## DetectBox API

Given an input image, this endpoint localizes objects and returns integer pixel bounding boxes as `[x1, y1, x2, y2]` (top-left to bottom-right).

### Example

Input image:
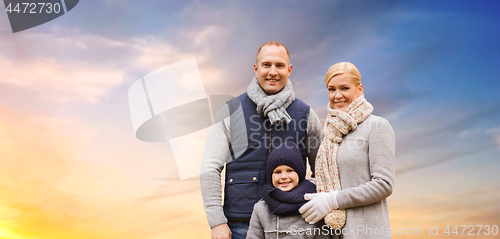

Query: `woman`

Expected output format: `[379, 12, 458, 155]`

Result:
[299, 62, 395, 239]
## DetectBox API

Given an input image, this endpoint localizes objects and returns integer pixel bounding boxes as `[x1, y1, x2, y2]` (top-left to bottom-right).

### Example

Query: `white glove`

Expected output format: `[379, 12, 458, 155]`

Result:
[299, 191, 339, 224]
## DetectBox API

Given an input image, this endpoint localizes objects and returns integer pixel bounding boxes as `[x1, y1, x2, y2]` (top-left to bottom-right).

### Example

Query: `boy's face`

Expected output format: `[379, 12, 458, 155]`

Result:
[272, 165, 299, 192]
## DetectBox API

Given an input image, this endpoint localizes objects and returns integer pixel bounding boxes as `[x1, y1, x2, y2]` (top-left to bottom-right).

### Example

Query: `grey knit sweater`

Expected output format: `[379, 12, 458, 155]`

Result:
[247, 199, 333, 239]
[334, 114, 395, 239]
[200, 104, 322, 228]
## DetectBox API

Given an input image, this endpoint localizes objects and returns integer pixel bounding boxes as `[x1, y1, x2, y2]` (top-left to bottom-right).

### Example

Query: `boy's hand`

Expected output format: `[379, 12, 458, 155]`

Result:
[299, 191, 339, 224]
[211, 223, 231, 239]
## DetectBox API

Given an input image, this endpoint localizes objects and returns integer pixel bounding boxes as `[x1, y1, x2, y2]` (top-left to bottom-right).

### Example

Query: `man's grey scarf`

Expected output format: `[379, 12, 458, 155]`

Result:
[247, 76, 295, 125]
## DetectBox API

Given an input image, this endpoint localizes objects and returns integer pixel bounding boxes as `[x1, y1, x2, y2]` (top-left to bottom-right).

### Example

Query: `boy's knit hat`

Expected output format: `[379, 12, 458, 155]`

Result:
[267, 141, 306, 183]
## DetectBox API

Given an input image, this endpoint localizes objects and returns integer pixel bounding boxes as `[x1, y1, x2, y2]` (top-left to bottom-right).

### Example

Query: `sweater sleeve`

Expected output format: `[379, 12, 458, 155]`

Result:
[246, 202, 266, 239]
[200, 104, 231, 228]
[306, 108, 322, 178]
[337, 117, 396, 209]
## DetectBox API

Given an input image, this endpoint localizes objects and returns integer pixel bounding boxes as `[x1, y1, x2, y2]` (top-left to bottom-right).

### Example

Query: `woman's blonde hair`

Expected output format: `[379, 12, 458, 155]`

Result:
[325, 62, 361, 87]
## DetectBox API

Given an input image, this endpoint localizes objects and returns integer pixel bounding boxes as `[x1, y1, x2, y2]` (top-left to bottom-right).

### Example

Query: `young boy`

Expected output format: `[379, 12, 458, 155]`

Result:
[246, 141, 331, 239]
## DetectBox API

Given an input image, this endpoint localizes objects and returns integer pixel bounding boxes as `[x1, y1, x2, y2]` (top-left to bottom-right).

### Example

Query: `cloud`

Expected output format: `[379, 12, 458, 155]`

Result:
[0, 55, 123, 103]
[0, 106, 88, 238]
[487, 126, 500, 148]
[0, 28, 129, 103]
[0, 25, 229, 103]
[183, 25, 229, 48]
[390, 103, 500, 174]
[131, 36, 190, 71]
[389, 187, 500, 236]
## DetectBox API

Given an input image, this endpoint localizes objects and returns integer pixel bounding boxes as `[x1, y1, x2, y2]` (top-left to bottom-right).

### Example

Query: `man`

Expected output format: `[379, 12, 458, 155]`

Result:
[200, 41, 322, 239]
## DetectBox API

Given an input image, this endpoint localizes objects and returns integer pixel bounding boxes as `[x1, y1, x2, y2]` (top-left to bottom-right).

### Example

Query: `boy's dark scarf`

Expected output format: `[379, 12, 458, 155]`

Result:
[262, 180, 316, 216]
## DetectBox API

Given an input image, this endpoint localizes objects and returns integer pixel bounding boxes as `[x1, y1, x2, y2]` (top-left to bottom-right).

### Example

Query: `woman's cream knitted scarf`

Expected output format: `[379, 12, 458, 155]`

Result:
[315, 95, 373, 228]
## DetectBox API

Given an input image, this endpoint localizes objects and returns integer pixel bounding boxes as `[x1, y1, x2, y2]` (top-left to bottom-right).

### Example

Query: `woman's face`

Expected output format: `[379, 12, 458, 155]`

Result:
[327, 74, 363, 111]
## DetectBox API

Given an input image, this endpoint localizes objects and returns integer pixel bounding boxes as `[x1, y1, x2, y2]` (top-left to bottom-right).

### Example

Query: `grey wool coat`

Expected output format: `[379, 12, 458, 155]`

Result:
[332, 115, 396, 239]
[247, 199, 334, 239]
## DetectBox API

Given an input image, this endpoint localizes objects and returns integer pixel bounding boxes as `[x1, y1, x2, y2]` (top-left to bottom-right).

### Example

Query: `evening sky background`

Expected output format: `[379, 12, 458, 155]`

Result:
[0, 0, 499, 238]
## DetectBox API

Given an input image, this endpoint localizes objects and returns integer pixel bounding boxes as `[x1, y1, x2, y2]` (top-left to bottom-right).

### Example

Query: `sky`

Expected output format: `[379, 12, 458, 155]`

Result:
[0, 0, 499, 238]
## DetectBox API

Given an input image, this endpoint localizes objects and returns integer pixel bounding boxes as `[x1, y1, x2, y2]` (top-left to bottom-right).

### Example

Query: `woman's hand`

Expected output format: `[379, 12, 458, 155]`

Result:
[299, 191, 339, 224]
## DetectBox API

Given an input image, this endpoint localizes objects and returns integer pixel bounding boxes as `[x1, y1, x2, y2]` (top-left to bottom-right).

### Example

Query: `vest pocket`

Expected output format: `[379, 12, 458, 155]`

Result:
[225, 171, 260, 214]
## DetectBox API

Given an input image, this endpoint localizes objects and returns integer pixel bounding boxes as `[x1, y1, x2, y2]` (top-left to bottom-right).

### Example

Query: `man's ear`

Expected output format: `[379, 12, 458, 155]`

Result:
[288, 64, 293, 77]
[254, 64, 258, 75]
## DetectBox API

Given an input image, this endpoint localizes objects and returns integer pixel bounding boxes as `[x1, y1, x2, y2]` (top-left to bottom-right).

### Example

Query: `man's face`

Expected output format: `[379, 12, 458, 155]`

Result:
[254, 45, 292, 95]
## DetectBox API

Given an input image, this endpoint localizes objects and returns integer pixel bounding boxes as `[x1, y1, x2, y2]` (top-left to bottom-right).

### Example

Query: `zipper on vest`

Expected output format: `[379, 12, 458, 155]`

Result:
[269, 127, 272, 155]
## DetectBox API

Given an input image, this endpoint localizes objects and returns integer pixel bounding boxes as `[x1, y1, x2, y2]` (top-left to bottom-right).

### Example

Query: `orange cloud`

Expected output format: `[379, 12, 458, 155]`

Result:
[0, 106, 85, 238]
[389, 188, 500, 238]
[0, 105, 211, 238]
